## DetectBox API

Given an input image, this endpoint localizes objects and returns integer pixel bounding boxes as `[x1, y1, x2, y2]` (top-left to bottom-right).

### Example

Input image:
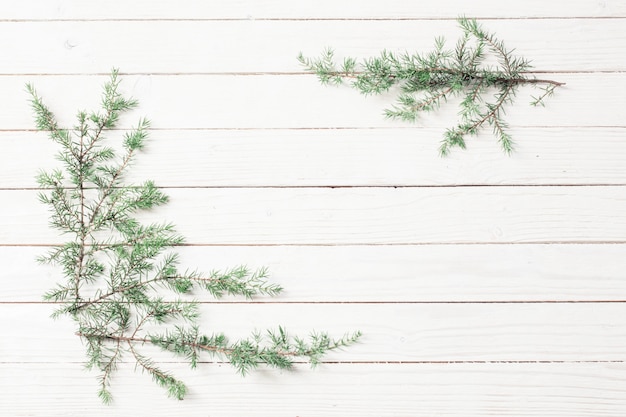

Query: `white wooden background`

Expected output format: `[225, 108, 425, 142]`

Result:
[1, 1, 626, 416]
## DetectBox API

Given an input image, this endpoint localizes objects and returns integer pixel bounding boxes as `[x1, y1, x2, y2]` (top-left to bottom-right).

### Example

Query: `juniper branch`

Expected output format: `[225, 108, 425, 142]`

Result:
[78, 327, 363, 376]
[29, 69, 360, 403]
[298, 17, 564, 155]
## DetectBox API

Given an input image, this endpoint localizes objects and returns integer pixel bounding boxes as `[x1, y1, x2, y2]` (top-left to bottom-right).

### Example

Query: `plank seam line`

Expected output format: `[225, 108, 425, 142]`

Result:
[4, 241, 626, 247]
[2, 17, 626, 22]
[3, 360, 624, 365]
[3, 126, 625, 132]
[4, 300, 626, 305]
[196, 360, 626, 364]
[0, 70, 624, 76]
[4, 184, 626, 192]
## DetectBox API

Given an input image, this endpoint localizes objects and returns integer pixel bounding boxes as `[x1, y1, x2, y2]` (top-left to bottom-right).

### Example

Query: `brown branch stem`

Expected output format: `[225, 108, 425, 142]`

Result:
[87, 148, 134, 232]
[410, 86, 454, 112]
[468, 84, 515, 132]
[328, 68, 564, 87]
[73, 274, 224, 311]
[76, 332, 307, 359]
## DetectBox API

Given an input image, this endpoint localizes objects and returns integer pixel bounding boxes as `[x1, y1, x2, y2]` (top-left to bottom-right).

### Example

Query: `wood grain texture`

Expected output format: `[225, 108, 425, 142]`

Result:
[1, 0, 624, 19]
[2, 187, 626, 245]
[3, 303, 626, 363]
[1, 363, 625, 417]
[4, 244, 626, 302]
[5, 74, 625, 130]
[0, 19, 623, 73]
[3, 128, 626, 188]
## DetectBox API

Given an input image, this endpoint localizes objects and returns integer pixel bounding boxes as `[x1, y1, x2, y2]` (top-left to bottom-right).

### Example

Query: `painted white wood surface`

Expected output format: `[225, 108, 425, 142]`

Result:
[0, 20, 624, 73]
[1, 74, 624, 129]
[4, 187, 626, 244]
[1, 1, 625, 416]
[4, 303, 626, 362]
[3, 128, 626, 187]
[5, 244, 626, 302]
[1, 0, 624, 19]
[3, 363, 626, 417]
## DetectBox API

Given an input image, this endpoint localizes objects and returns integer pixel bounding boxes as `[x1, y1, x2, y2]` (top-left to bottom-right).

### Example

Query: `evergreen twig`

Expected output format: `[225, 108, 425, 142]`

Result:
[298, 17, 564, 155]
[28, 69, 361, 403]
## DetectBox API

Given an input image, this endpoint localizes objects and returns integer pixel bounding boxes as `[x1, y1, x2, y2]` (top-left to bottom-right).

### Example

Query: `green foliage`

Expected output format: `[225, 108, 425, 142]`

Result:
[298, 17, 564, 156]
[28, 69, 360, 403]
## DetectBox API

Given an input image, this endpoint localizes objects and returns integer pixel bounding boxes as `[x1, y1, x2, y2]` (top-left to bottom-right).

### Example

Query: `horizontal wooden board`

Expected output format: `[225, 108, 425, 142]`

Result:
[3, 128, 626, 188]
[4, 244, 626, 302]
[0, 19, 623, 73]
[1, 0, 624, 20]
[8, 74, 624, 130]
[2, 186, 626, 245]
[3, 303, 626, 362]
[2, 363, 626, 416]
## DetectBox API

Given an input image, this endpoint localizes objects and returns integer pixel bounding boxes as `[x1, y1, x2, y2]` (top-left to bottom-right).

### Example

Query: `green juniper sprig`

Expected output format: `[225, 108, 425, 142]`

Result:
[28, 69, 361, 403]
[298, 17, 564, 156]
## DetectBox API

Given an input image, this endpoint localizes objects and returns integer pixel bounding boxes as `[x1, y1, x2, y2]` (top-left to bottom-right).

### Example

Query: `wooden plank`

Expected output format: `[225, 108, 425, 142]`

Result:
[2, 363, 626, 416]
[1, 186, 626, 245]
[4, 244, 626, 302]
[3, 303, 626, 363]
[1, 0, 624, 20]
[0, 19, 623, 73]
[3, 128, 626, 188]
[8, 74, 624, 130]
